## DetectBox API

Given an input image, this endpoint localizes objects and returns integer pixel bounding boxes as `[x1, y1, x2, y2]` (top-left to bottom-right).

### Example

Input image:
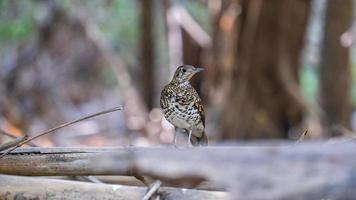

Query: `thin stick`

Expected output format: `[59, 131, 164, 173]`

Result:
[0, 129, 38, 147]
[0, 121, 110, 184]
[296, 129, 308, 143]
[74, 176, 104, 184]
[0, 135, 105, 183]
[142, 180, 162, 200]
[0, 129, 18, 139]
[0, 106, 123, 159]
[0, 136, 28, 151]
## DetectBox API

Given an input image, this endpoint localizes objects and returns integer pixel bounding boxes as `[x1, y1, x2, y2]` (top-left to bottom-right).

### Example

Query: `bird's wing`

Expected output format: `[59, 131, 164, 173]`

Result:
[194, 99, 205, 126]
[176, 86, 205, 126]
[160, 86, 170, 109]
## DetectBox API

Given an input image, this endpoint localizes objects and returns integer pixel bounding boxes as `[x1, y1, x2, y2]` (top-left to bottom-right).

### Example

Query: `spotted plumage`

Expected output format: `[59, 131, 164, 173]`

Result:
[160, 65, 208, 146]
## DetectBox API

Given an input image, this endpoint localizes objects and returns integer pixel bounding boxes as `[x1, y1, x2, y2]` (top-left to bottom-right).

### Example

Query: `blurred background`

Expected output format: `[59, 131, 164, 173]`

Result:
[0, 0, 355, 147]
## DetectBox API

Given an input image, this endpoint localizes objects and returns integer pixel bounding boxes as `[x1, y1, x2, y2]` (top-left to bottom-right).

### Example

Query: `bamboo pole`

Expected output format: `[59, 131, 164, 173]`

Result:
[1, 142, 356, 199]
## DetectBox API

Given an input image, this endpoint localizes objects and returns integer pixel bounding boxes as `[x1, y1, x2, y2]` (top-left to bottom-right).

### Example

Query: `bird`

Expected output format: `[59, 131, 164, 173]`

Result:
[160, 65, 208, 146]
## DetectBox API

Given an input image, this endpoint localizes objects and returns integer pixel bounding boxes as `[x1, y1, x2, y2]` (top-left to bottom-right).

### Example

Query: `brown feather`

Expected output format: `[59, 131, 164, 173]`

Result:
[160, 65, 208, 146]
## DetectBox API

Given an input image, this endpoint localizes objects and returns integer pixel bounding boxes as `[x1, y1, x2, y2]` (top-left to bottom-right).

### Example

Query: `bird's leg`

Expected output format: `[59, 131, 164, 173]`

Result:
[172, 128, 178, 148]
[173, 131, 178, 146]
[188, 130, 193, 147]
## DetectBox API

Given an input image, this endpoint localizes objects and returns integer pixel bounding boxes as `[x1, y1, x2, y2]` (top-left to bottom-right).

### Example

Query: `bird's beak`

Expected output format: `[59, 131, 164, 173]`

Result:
[194, 68, 205, 73]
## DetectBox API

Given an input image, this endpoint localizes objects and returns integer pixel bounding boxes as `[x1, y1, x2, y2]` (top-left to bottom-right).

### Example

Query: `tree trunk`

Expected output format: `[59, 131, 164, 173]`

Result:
[212, 0, 310, 139]
[319, 0, 352, 137]
[205, 0, 241, 138]
[139, 0, 156, 109]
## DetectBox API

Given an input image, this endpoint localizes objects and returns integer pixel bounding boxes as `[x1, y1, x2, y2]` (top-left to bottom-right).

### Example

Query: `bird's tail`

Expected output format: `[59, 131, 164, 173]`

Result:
[190, 131, 208, 146]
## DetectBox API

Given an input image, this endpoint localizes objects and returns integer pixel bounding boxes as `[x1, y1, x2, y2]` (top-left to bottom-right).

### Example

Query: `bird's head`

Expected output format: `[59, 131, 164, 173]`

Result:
[172, 65, 204, 83]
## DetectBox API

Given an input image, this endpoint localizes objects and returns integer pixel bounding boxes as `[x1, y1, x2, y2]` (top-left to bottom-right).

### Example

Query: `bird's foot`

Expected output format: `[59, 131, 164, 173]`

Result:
[172, 142, 181, 149]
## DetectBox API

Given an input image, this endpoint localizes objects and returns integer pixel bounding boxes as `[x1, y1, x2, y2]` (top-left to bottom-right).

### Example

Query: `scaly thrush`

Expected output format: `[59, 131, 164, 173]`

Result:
[160, 65, 208, 146]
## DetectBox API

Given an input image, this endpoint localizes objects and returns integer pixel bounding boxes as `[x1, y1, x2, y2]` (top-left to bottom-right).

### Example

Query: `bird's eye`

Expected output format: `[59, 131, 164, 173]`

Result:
[182, 68, 187, 73]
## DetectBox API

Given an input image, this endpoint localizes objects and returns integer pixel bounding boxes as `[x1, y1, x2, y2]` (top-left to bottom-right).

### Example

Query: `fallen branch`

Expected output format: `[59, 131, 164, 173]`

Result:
[0, 175, 227, 200]
[0, 106, 123, 159]
[0, 129, 103, 184]
[1, 142, 356, 199]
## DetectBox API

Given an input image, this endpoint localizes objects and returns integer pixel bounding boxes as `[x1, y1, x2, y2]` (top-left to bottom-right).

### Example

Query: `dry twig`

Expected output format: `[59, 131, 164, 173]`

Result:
[0, 136, 28, 151]
[296, 129, 308, 143]
[0, 106, 123, 159]
[0, 128, 37, 147]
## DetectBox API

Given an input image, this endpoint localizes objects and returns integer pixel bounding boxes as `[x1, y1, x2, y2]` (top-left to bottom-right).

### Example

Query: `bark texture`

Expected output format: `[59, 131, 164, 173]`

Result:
[319, 0, 352, 137]
[1, 142, 356, 199]
[139, 0, 156, 109]
[208, 0, 310, 139]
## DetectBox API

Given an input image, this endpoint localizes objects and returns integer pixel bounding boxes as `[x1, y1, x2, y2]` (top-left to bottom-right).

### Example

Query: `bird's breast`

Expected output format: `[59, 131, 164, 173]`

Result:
[163, 102, 201, 129]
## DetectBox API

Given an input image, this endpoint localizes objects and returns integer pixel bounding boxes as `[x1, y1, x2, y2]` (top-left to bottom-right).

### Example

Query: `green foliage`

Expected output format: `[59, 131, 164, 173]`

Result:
[100, 67, 119, 87]
[100, 0, 138, 50]
[182, 0, 211, 33]
[300, 66, 319, 103]
[65, 0, 138, 63]
[0, 0, 36, 41]
[300, 62, 356, 107]
[352, 62, 356, 106]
